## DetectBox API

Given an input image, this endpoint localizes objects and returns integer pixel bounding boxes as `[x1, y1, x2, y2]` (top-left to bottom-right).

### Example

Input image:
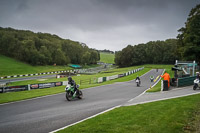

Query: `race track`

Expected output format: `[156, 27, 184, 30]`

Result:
[0, 69, 164, 133]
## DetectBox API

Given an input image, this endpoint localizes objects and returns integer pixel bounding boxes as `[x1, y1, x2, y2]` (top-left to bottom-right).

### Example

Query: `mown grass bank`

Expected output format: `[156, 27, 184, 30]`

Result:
[100, 52, 115, 64]
[0, 55, 72, 77]
[57, 93, 200, 133]
[0, 55, 99, 77]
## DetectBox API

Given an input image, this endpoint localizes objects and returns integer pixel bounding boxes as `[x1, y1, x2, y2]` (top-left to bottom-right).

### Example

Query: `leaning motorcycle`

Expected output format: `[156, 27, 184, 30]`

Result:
[193, 78, 200, 90]
[65, 84, 83, 101]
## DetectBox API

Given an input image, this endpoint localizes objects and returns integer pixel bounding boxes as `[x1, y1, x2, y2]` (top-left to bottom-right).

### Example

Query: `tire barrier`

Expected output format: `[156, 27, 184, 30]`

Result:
[0, 66, 111, 79]
[97, 67, 144, 83]
[0, 70, 69, 79]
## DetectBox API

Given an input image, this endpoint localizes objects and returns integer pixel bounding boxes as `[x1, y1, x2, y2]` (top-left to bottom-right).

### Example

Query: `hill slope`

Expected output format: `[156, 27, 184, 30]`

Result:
[0, 55, 70, 77]
[100, 52, 115, 64]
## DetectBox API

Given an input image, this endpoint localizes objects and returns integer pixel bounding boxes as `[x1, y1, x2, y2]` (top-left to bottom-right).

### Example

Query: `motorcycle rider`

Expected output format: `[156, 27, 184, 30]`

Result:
[68, 76, 79, 95]
[136, 75, 141, 85]
[197, 72, 200, 80]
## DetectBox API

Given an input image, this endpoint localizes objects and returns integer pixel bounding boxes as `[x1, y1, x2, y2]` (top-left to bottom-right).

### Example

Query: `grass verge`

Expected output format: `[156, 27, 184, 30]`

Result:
[147, 80, 162, 92]
[0, 67, 149, 104]
[0, 64, 172, 104]
[57, 93, 200, 133]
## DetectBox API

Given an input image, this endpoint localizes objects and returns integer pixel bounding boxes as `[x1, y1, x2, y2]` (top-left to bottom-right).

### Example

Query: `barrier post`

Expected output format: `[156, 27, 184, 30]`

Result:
[28, 84, 31, 91]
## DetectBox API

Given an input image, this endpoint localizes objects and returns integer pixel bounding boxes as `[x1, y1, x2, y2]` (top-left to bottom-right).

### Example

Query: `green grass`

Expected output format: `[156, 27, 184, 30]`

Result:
[0, 66, 149, 104]
[0, 55, 101, 77]
[0, 86, 65, 104]
[147, 80, 162, 92]
[57, 93, 200, 133]
[8, 66, 145, 86]
[0, 64, 173, 104]
[100, 52, 115, 64]
[0, 54, 72, 77]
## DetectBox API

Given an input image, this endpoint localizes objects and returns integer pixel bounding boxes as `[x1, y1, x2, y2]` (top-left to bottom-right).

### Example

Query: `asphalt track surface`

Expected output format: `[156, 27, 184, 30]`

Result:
[0, 69, 164, 133]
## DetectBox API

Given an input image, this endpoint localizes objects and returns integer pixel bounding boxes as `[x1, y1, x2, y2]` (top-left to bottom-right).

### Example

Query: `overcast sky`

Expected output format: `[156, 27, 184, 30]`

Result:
[0, 0, 199, 51]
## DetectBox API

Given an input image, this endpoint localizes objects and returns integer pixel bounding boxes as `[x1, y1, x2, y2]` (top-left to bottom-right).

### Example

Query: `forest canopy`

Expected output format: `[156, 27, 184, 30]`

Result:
[0, 27, 100, 65]
[115, 39, 178, 67]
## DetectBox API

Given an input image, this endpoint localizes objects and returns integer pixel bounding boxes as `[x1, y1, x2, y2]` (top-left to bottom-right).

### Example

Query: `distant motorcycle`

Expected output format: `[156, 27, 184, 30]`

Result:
[193, 79, 200, 90]
[65, 84, 83, 101]
[136, 79, 140, 87]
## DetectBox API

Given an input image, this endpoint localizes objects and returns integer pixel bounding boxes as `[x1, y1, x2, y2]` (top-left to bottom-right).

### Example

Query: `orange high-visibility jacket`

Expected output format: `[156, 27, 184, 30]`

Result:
[160, 73, 170, 87]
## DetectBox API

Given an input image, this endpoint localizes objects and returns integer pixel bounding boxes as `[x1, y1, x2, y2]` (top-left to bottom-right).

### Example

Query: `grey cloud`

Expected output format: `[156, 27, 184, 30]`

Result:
[0, 0, 199, 51]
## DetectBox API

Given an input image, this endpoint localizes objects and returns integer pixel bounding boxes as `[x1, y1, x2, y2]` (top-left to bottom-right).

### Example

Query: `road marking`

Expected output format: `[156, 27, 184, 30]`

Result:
[126, 91, 200, 106]
[49, 105, 121, 133]
[128, 69, 165, 102]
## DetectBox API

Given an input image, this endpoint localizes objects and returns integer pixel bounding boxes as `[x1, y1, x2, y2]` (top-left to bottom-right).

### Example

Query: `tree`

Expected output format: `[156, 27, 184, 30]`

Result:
[0, 27, 99, 66]
[177, 4, 200, 64]
[53, 49, 69, 65]
[90, 50, 99, 64]
[81, 51, 91, 65]
[114, 39, 178, 67]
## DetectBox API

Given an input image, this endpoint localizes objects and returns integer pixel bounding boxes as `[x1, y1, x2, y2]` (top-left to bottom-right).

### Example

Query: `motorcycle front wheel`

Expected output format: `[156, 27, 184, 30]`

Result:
[66, 91, 73, 101]
[78, 90, 83, 99]
[193, 84, 198, 90]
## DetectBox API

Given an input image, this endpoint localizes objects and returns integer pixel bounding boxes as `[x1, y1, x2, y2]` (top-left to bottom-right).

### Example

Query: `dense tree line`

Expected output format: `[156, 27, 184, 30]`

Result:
[0, 27, 100, 65]
[98, 49, 114, 54]
[177, 4, 200, 65]
[115, 39, 178, 67]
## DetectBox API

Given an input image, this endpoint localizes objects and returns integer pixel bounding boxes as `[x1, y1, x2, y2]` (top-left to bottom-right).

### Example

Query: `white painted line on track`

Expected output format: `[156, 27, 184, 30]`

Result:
[49, 105, 121, 133]
[128, 69, 165, 102]
[126, 91, 200, 106]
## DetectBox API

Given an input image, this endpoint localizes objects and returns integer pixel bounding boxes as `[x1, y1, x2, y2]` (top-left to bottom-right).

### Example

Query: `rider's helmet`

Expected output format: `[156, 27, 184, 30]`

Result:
[68, 76, 72, 82]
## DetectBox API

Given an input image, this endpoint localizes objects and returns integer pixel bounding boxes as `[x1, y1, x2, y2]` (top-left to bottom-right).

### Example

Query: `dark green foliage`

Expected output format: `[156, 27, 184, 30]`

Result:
[177, 4, 200, 65]
[115, 39, 178, 67]
[0, 27, 100, 65]
[98, 49, 114, 54]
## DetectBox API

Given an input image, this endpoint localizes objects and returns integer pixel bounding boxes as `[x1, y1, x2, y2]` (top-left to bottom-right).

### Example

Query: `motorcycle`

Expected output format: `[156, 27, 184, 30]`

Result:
[136, 79, 140, 87]
[193, 78, 200, 90]
[65, 84, 83, 101]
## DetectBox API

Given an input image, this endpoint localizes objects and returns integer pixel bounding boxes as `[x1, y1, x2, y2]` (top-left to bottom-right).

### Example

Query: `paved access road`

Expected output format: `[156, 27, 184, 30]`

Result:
[0, 69, 163, 133]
